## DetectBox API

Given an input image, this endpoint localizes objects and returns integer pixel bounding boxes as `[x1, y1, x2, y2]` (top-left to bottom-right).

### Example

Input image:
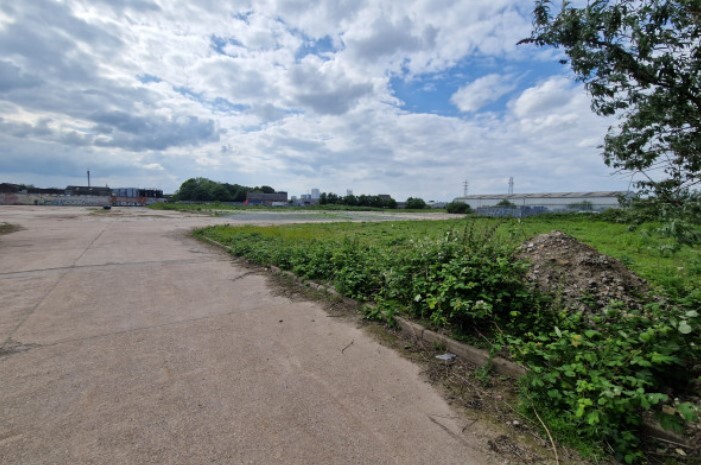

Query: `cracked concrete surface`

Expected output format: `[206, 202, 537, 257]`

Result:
[0, 206, 496, 465]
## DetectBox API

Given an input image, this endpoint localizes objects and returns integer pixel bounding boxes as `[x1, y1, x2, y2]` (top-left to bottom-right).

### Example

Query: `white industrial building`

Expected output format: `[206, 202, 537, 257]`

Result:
[453, 191, 628, 213]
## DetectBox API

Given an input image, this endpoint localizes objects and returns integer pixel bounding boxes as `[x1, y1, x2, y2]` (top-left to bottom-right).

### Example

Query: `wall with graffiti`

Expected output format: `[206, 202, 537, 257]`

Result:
[0, 193, 111, 206]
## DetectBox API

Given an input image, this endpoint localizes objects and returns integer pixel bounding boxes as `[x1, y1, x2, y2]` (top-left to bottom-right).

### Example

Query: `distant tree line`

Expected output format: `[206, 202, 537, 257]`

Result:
[174, 177, 276, 202]
[319, 192, 397, 209]
[405, 197, 427, 209]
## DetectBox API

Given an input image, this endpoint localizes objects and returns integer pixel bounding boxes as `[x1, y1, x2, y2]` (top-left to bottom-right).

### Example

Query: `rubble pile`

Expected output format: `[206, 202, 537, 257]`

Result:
[518, 231, 649, 313]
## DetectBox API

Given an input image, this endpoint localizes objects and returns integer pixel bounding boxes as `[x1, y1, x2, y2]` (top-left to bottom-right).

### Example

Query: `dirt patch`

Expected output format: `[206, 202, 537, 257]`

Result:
[518, 231, 650, 314]
[0, 222, 21, 235]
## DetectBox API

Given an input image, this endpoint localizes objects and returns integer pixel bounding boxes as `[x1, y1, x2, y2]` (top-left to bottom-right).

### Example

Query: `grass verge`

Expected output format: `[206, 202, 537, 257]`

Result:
[149, 201, 446, 214]
[196, 215, 700, 463]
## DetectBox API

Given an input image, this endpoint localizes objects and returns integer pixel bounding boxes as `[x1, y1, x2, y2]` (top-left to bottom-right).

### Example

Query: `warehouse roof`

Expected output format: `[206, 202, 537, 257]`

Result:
[456, 191, 628, 200]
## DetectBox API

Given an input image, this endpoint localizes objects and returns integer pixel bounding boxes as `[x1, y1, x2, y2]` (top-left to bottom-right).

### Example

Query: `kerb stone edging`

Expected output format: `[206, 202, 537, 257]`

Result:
[395, 317, 527, 379]
[201, 236, 525, 379]
[200, 234, 694, 448]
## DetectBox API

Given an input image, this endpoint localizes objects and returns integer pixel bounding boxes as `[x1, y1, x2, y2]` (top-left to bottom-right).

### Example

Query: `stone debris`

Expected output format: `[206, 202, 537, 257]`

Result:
[518, 231, 650, 314]
[435, 353, 457, 362]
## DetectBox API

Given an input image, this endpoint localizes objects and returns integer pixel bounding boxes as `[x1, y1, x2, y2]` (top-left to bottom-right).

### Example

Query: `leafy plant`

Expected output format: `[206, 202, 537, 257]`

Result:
[197, 216, 701, 463]
[509, 303, 700, 463]
[446, 201, 471, 214]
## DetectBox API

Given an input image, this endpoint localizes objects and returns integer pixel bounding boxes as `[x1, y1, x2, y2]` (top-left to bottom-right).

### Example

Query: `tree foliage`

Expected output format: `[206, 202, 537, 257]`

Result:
[521, 0, 701, 199]
[405, 197, 428, 209]
[174, 177, 276, 202]
[496, 198, 517, 208]
[318, 191, 397, 208]
[446, 201, 472, 214]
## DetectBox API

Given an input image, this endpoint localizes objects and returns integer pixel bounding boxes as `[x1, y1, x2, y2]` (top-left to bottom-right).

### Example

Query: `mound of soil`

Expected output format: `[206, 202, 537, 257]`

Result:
[518, 231, 650, 313]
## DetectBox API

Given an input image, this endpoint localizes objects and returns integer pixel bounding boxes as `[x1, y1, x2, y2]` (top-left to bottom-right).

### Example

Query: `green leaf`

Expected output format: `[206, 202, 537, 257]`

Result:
[586, 410, 600, 425]
[678, 321, 692, 335]
[658, 412, 685, 433]
[677, 402, 698, 422]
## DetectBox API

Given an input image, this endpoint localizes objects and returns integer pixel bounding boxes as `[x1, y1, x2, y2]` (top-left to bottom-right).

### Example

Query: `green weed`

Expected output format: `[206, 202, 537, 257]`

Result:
[0, 222, 18, 235]
[196, 215, 701, 462]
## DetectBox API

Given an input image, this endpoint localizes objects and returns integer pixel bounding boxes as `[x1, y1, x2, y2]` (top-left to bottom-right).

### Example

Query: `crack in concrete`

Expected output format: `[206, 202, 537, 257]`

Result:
[2, 226, 108, 348]
[0, 258, 230, 279]
[0, 339, 41, 358]
[230, 271, 259, 282]
[14, 304, 280, 352]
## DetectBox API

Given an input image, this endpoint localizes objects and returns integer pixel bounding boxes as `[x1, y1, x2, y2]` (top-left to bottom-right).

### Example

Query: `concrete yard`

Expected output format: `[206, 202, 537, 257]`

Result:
[0, 206, 497, 465]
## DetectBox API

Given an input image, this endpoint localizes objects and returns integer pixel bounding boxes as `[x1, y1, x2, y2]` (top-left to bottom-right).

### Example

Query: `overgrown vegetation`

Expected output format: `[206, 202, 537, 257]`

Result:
[197, 216, 700, 463]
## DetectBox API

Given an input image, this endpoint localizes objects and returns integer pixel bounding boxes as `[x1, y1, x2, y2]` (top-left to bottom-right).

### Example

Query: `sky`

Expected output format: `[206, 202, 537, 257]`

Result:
[0, 0, 632, 200]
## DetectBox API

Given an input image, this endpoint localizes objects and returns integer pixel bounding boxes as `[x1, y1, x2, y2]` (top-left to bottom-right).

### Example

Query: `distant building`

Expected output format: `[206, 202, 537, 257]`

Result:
[0, 183, 62, 195]
[453, 191, 628, 216]
[0, 183, 19, 193]
[1, 184, 111, 206]
[246, 191, 288, 206]
[296, 194, 313, 206]
[66, 185, 113, 197]
[112, 187, 165, 206]
[346, 189, 353, 196]
[113, 188, 163, 198]
[311, 188, 320, 200]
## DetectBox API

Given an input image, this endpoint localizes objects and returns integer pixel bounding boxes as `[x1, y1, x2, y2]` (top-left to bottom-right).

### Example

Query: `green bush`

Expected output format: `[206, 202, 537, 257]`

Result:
[509, 303, 700, 463]
[445, 201, 471, 214]
[405, 197, 428, 209]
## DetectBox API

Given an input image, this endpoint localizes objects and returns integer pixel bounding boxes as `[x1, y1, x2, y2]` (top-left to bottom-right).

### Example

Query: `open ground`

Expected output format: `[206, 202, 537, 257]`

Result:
[0, 206, 512, 465]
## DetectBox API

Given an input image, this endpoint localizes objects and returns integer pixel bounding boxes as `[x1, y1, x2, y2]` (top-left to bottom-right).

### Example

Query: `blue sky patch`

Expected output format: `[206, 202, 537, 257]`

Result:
[174, 86, 247, 114]
[391, 57, 568, 116]
[210, 35, 244, 55]
[210, 97, 248, 113]
[136, 74, 161, 84]
[295, 35, 336, 61]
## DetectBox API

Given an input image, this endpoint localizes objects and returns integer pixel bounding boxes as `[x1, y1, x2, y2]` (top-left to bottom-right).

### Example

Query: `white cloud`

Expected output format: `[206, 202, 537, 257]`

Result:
[451, 73, 516, 113]
[511, 76, 584, 117]
[0, 0, 626, 199]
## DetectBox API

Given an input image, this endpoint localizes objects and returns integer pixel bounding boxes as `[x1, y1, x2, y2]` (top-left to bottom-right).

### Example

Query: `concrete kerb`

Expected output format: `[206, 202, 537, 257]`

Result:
[199, 236, 341, 299]
[202, 234, 526, 379]
[200, 233, 693, 448]
[409, 321, 527, 379]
